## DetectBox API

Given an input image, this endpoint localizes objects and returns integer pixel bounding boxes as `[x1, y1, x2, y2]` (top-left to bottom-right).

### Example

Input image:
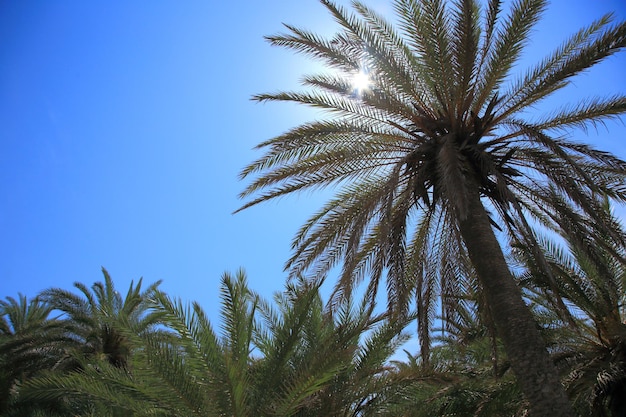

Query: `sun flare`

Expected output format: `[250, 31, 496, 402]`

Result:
[351, 70, 371, 93]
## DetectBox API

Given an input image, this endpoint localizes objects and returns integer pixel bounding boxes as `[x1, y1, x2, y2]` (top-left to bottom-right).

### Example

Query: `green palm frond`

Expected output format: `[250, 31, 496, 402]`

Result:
[379, 329, 523, 417]
[0, 294, 76, 416]
[39, 268, 163, 372]
[19, 271, 411, 417]
[514, 198, 626, 416]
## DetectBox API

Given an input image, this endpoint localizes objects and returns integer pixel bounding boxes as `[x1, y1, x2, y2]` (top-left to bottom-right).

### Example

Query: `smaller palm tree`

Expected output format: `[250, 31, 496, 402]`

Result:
[516, 199, 626, 416]
[253, 277, 414, 416]
[0, 294, 73, 416]
[40, 267, 162, 371]
[378, 300, 524, 417]
[23, 270, 413, 417]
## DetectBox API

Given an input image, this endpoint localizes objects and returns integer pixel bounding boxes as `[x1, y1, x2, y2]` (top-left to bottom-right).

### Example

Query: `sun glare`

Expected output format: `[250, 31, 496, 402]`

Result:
[351, 70, 371, 93]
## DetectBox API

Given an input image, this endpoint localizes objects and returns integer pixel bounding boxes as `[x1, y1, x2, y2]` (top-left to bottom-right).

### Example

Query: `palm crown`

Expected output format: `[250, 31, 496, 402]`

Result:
[240, 0, 626, 307]
[41, 268, 162, 370]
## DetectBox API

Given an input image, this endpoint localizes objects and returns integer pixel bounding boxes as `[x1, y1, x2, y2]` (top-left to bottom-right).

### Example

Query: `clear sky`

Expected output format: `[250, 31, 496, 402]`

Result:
[1, 0, 625, 324]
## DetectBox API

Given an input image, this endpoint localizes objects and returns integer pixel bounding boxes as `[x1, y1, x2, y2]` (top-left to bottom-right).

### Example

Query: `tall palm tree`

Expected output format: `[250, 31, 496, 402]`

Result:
[40, 267, 162, 371]
[237, 0, 626, 414]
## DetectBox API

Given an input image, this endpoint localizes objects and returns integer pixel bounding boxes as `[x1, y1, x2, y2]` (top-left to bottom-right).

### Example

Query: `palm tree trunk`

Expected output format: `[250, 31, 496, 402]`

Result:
[457, 190, 574, 417]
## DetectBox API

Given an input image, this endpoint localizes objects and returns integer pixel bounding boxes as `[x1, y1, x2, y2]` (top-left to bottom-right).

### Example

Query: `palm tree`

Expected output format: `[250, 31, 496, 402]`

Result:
[40, 267, 163, 371]
[0, 294, 73, 416]
[23, 270, 411, 416]
[372, 291, 524, 417]
[237, 0, 626, 414]
[516, 200, 626, 416]
[26, 271, 271, 416]
[379, 344, 523, 416]
[253, 277, 413, 416]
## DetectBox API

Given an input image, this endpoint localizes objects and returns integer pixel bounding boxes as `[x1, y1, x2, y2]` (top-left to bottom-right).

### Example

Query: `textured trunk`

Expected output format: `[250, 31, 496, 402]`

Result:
[457, 190, 574, 417]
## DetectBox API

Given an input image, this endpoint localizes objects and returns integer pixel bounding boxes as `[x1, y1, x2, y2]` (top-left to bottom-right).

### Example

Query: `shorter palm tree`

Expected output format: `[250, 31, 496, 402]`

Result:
[0, 294, 73, 416]
[40, 267, 162, 371]
[516, 200, 626, 416]
[376, 298, 524, 417]
[253, 277, 414, 416]
[23, 270, 413, 416]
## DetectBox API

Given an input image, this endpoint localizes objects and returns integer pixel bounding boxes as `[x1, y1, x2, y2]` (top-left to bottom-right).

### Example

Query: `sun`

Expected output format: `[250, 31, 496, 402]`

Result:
[350, 70, 371, 93]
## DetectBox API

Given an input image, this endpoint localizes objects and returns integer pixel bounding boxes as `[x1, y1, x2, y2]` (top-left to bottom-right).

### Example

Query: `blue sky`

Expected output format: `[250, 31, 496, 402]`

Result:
[1, 0, 625, 325]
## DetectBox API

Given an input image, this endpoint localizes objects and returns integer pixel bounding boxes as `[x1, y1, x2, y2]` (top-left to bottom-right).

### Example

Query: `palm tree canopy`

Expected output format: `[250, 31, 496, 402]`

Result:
[516, 200, 626, 416]
[0, 294, 74, 416]
[1, 294, 52, 335]
[40, 267, 163, 369]
[21, 270, 412, 417]
[238, 0, 626, 313]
